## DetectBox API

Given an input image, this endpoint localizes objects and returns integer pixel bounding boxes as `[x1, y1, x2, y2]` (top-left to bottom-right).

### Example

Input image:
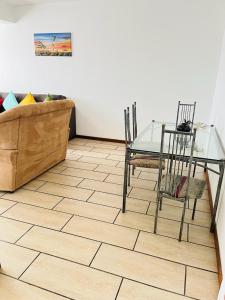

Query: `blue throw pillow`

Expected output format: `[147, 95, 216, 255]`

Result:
[3, 91, 18, 111]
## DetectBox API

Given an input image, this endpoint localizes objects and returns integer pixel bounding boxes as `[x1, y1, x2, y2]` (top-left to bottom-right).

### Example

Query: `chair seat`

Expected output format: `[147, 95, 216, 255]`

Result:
[130, 155, 165, 169]
[160, 174, 205, 199]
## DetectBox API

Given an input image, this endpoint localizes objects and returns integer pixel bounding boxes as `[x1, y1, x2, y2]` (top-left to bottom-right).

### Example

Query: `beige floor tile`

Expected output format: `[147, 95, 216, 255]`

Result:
[115, 211, 153, 232]
[189, 198, 211, 213]
[0, 192, 5, 197]
[17, 226, 100, 265]
[0, 198, 16, 214]
[79, 156, 118, 166]
[79, 179, 125, 195]
[161, 196, 211, 213]
[60, 159, 98, 170]
[0, 240, 39, 278]
[66, 153, 81, 161]
[148, 201, 184, 221]
[117, 210, 188, 240]
[136, 167, 159, 174]
[68, 138, 88, 146]
[135, 231, 217, 271]
[38, 182, 93, 201]
[116, 161, 126, 168]
[63, 215, 138, 249]
[92, 244, 185, 294]
[88, 191, 149, 213]
[156, 217, 188, 240]
[2, 189, 62, 209]
[107, 154, 125, 161]
[0, 274, 68, 300]
[62, 167, 107, 181]
[0, 217, 32, 243]
[148, 202, 211, 227]
[3, 203, 71, 230]
[117, 279, 187, 300]
[186, 267, 219, 300]
[38, 172, 83, 187]
[129, 187, 157, 201]
[95, 165, 141, 178]
[89, 142, 119, 150]
[92, 148, 124, 156]
[67, 148, 75, 153]
[22, 179, 46, 191]
[189, 224, 215, 247]
[185, 209, 211, 228]
[73, 150, 109, 158]
[21, 253, 121, 300]
[106, 174, 156, 190]
[68, 144, 93, 151]
[138, 171, 159, 181]
[55, 198, 119, 223]
[48, 164, 67, 174]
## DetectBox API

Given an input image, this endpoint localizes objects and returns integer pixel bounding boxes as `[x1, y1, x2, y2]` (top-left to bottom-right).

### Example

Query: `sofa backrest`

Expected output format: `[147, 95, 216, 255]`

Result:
[0, 93, 66, 103]
[0, 100, 74, 151]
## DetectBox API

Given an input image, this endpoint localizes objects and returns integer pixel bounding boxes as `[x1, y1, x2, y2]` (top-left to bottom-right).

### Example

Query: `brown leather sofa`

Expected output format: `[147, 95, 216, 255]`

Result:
[0, 93, 76, 139]
[0, 100, 74, 192]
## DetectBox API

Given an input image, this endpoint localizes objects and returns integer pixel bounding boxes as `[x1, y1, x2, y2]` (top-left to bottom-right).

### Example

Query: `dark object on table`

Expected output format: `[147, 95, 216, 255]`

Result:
[177, 120, 192, 132]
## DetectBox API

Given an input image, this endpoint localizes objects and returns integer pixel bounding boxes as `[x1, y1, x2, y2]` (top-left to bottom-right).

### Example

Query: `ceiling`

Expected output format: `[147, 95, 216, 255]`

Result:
[1, 0, 76, 5]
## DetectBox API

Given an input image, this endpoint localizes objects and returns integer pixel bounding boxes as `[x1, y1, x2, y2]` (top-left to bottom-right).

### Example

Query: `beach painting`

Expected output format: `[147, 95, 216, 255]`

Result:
[34, 32, 72, 56]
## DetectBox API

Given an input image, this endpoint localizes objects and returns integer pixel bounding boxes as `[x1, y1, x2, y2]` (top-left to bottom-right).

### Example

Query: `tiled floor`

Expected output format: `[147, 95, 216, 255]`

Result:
[0, 138, 219, 300]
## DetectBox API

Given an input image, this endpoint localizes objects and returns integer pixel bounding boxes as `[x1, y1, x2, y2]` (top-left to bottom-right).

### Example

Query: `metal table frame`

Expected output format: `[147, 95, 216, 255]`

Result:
[128, 122, 225, 232]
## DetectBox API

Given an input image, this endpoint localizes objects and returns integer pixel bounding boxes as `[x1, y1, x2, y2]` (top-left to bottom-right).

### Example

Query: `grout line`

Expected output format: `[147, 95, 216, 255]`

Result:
[60, 215, 74, 231]
[18, 252, 41, 280]
[113, 209, 121, 224]
[115, 277, 124, 300]
[132, 230, 141, 250]
[146, 200, 151, 215]
[14, 225, 34, 244]
[88, 242, 102, 267]
[51, 197, 65, 210]
[0, 201, 18, 216]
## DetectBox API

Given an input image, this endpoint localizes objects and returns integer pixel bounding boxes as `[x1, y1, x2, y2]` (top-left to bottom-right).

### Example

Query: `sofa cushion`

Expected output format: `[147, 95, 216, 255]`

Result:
[3, 91, 18, 111]
[20, 92, 36, 105]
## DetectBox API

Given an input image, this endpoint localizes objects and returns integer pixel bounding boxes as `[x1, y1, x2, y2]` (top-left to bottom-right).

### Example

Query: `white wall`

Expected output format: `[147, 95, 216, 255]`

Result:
[0, 0, 225, 139]
[210, 29, 225, 278]
[0, 2, 16, 23]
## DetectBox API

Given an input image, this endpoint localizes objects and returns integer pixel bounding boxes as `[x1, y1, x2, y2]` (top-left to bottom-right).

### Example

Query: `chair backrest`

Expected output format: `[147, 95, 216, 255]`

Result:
[175, 101, 196, 131]
[132, 102, 137, 140]
[124, 107, 132, 147]
[157, 124, 197, 199]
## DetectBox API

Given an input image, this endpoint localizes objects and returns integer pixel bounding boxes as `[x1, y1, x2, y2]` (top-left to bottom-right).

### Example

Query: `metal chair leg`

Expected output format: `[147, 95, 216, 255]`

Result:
[159, 196, 163, 211]
[179, 197, 187, 241]
[128, 164, 131, 186]
[122, 157, 129, 213]
[132, 165, 135, 176]
[192, 161, 197, 177]
[192, 198, 198, 220]
[154, 192, 161, 234]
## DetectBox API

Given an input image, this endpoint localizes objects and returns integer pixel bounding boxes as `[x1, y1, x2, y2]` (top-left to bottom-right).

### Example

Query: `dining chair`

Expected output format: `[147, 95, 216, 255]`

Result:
[122, 107, 164, 213]
[154, 124, 206, 241]
[176, 101, 196, 132]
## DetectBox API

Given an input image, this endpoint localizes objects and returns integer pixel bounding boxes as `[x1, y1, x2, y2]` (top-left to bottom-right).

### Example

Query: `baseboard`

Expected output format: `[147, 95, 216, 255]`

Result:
[205, 171, 223, 284]
[76, 135, 125, 144]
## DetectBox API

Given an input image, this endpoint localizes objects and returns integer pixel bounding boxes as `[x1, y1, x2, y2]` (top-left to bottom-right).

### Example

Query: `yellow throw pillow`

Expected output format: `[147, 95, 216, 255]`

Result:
[20, 92, 36, 105]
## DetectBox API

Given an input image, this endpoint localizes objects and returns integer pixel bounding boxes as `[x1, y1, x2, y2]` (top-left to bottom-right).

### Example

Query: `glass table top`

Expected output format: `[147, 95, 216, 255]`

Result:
[130, 121, 225, 162]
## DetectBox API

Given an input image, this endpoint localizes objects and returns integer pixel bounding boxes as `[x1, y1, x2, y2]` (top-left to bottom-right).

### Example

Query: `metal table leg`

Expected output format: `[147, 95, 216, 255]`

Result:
[210, 162, 225, 232]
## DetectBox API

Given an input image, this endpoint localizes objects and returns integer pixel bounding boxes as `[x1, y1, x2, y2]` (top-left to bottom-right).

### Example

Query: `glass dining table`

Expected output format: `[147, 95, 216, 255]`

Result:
[129, 121, 225, 232]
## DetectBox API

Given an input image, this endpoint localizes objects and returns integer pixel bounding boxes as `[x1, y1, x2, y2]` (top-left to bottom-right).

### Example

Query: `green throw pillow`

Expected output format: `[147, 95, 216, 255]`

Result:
[45, 94, 53, 102]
